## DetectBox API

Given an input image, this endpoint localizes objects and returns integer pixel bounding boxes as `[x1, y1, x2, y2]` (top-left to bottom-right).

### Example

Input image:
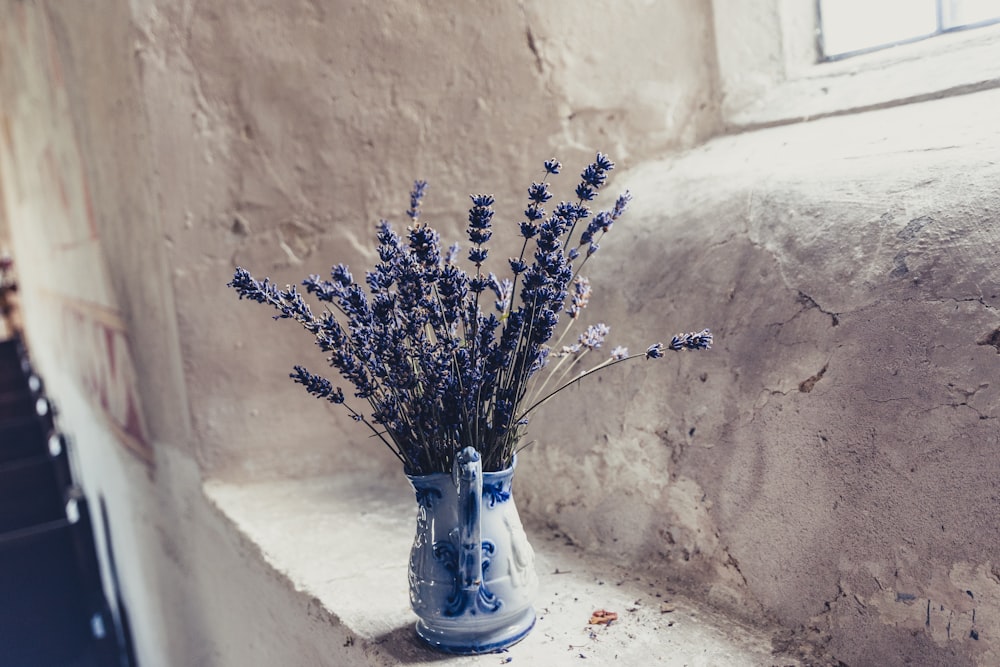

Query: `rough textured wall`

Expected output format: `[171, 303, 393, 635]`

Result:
[129, 0, 720, 479]
[10, 0, 997, 664]
[517, 91, 1000, 666]
[0, 1, 720, 665]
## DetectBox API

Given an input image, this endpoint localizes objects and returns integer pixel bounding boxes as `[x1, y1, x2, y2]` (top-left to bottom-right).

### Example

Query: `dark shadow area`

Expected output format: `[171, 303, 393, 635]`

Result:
[0, 336, 128, 666]
[364, 624, 484, 665]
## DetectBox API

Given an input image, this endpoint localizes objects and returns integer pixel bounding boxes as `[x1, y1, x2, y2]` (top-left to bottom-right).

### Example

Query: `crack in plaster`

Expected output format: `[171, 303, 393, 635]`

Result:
[796, 291, 840, 327]
[762, 292, 841, 334]
[518, 3, 551, 86]
[923, 402, 994, 422]
[722, 549, 749, 589]
[946, 382, 990, 401]
[523, 23, 544, 75]
[743, 215, 853, 331]
[858, 393, 912, 405]
[926, 295, 998, 310]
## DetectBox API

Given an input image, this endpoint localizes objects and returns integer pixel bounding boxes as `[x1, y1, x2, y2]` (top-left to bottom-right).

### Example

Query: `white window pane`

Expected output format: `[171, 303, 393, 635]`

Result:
[942, 0, 1000, 28]
[820, 0, 938, 57]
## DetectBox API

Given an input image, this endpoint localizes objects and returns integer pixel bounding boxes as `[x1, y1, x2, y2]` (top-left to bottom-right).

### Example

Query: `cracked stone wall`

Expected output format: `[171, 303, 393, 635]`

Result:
[518, 91, 1000, 666]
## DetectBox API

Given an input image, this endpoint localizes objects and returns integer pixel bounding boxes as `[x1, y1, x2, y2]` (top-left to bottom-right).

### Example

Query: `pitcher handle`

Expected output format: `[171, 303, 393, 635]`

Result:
[453, 447, 483, 596]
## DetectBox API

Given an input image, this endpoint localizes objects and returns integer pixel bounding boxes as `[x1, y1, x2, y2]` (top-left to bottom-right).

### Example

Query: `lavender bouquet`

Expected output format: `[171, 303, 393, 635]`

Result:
[229, 154, 710, 475]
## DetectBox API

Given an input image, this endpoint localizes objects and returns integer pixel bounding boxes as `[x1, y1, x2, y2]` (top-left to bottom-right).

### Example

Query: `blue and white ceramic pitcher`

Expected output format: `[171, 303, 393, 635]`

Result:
[407, 447, 538, 654]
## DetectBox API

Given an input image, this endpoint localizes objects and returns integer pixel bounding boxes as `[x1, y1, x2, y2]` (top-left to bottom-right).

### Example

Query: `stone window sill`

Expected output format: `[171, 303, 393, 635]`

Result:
[197, 88, 1000, 667]
[203, 472, 786, 666]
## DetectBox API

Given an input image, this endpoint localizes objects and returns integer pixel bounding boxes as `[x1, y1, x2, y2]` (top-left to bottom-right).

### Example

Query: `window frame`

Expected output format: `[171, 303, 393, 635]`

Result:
[713, 0, 1000, 130]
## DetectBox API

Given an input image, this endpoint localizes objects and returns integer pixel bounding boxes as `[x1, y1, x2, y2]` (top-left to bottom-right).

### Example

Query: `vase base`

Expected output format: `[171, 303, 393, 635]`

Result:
[414, 607, 536, 655]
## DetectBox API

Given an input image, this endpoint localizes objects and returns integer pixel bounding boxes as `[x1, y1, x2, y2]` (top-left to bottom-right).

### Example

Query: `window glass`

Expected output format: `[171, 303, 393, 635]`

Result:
[942, 0, 1000, 27]
[819, 0, 1000, 60]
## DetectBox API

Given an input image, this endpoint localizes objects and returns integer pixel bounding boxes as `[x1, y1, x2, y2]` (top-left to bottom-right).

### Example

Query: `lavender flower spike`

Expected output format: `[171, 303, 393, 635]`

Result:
[229, 154, 712, 476]
[566, 276, 591, 319]
[611, 191, 632, 221]
[669, 329, 714, 351]
[290, 365, 345, 404]
[467, 193, 495, 265]
[578, 323, 610, 351]
[647, 329, 714, 358]
[407, 180, 428, 221]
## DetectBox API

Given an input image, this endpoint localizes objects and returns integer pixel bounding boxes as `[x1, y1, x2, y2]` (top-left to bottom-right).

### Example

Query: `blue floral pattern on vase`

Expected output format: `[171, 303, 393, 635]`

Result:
[407, 449, 537, 654]
[432, 539, 500, 616]
[482, 480, 511, 507]
[414, 485, 443, 509]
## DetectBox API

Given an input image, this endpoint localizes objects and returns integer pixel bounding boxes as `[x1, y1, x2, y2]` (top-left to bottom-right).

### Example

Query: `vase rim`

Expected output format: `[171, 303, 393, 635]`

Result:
[405, 453, 517, 481]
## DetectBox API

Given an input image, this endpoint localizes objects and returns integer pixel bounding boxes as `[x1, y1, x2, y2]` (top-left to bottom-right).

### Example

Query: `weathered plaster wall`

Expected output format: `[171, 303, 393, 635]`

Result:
[0, 1, 721, 665]
[4, 0, 998, 665]
[128, 0, 720, 480]
[518, 91, 1000, 666]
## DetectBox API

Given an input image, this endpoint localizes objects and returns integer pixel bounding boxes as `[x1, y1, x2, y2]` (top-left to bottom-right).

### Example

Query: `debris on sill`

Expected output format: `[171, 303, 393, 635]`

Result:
[589, 609, 618, 625]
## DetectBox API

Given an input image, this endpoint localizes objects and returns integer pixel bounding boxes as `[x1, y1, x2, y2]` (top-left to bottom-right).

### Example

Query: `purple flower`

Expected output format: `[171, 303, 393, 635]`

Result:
[523, 206, 544, 223]
[669, 329, 714, 351]
[566, 276, 591, 319]
[469, 274, 491, 293]
[490, 275, 513, 313]
[407, 180, 428, 221]
[467, 194, 495, 265]
[290, 365, 345, 404]
[519, 220, 540, 238]
[594, 153, 614, 171]
[376, 221, 404, 262]
[578, 323, 610, 351]
[331, 264, 354, 288]
[574, 153, 615, 203]
[527, 182, 552, 204]
[553, 201, 587, 226]
[612, 191, 631, 220]
[530, 346, 550, 373]
[229, 154, 710, 476]
[437, 265, 468, 324]
[408, 225, 441, 272]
